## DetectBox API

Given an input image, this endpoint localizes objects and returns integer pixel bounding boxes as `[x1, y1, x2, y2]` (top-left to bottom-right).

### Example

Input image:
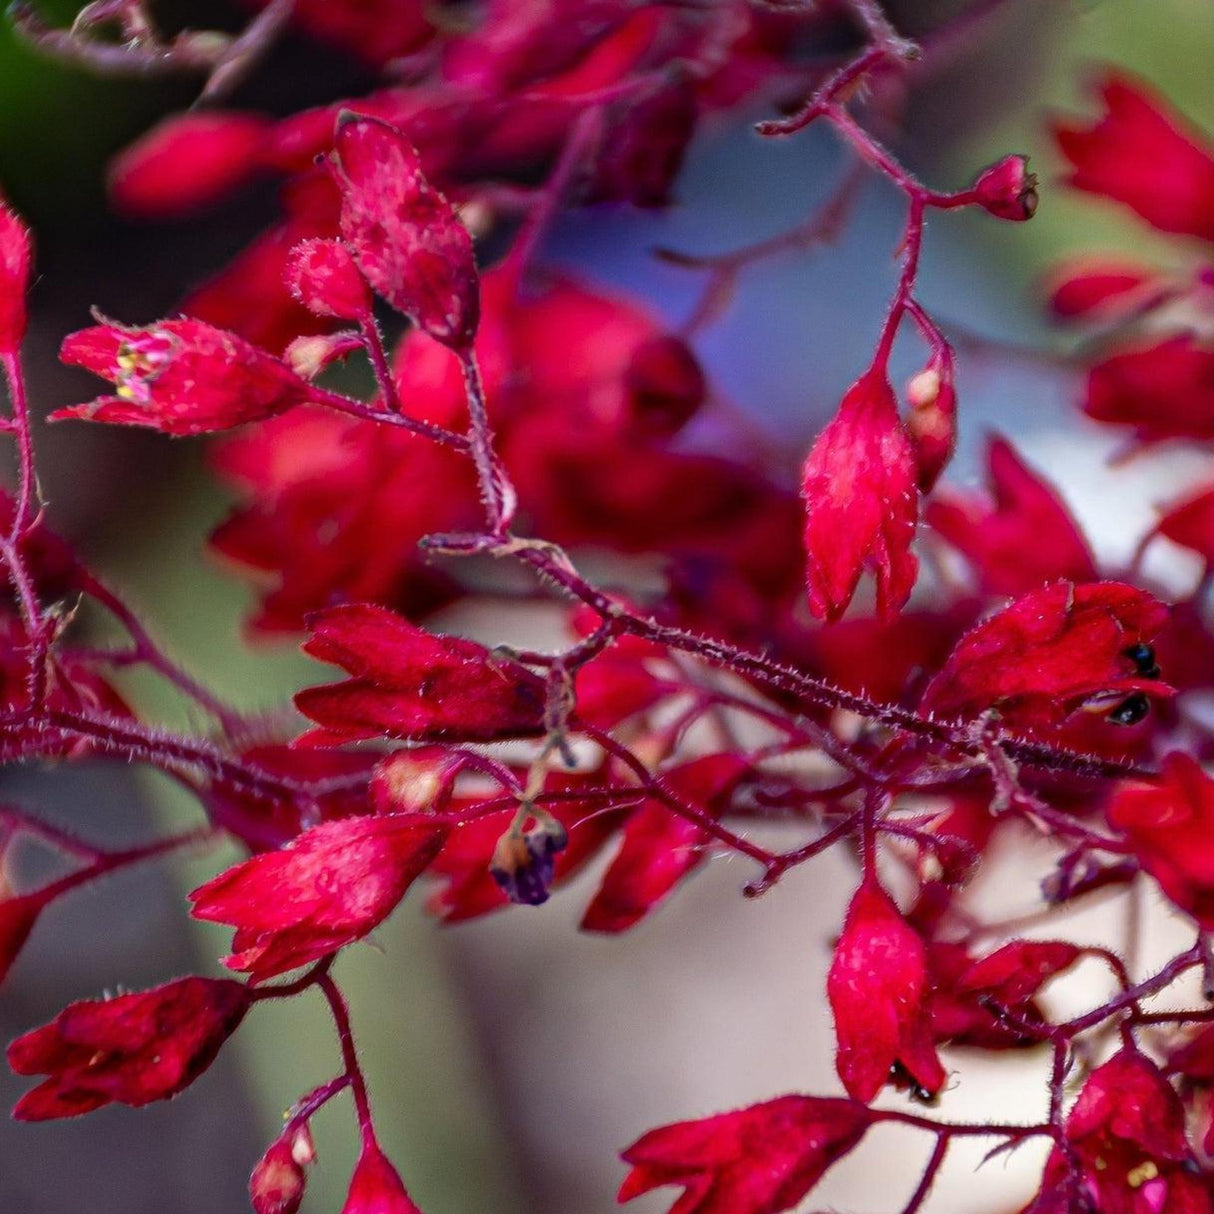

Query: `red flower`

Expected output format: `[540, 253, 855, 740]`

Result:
[342, 1142, 421, 1214]
[926, 436, 1097, 596]
[1029, 1049, 1209, 1214]
[284, 238, 373, 321]
[327, 114, 478, 349]
[801, 366, 919, 621]
[53, 317, 313, 435]
[294, 603, 546, 746]
[618, 1094, 872, 1214]
[1107, 752, 1214, 928]
[0, 892, 45, 986]
[7, 977, 250, 1120]
[0, 197, 31, 355]
[210, 407, 473, 633]
[1152, 482, 1214, 566]
[969, 154, 1038, 222]
[1046, 259, 1165, 322]
[581, 754, 749, 933]
[189, 814, 446, 978]
[920, 581, 1170, 731]
[109, 112, 273, 219]
[827, 878, 945, 1103]
[1085, 335, 1214, 444]
[1054, 73, 1214, 241]
[930, 940, 1081, 1048]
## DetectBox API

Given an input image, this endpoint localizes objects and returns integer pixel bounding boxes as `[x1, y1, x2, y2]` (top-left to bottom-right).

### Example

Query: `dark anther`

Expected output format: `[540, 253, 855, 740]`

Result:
[1108, 692, 1150, 727]
[1122, 642, 1161, 680]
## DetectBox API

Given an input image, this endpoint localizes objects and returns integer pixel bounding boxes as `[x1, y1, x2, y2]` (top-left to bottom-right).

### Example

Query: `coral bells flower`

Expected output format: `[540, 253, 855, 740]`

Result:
[827, 878, 945, 1104]
[0, 891, 46, 986]
[1085, 335, 1214, 445]
[1029, 1049, 1209, 1214]
[7, 977, 251, 1120]
[0, 197, 32, 355]
[581, 754, 749, 934]
[618, 1094, 872, 1214]
[327, 114, 478, 349]
[801, 367, 918, 621]
[109, 111, 273, 219]
[927, 437, 1097, 596]
[1107, 752, 1214, 927]
[294, 603, 546, 746]
[342, 1142, 422, 1214]
[1054, 73, 1214, 241]
[188, 814, 447, 978]
[920, 581, 1170, 731]
[53, 317, 313, 435]
[969, 154, 1038, 221]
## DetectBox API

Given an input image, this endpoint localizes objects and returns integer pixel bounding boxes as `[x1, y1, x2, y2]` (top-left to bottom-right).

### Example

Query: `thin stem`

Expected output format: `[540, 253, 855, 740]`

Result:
[318, 972, 375, 1142]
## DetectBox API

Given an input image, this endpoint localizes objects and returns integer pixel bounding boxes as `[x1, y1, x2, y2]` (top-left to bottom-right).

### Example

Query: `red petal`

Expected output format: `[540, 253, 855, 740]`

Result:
[295, 603, 545, 744]
[801, 367, 918, 621]
[920, 581, 1170, 730]
[1054, 73, 1214, 241]
[329, 115, 478, 349]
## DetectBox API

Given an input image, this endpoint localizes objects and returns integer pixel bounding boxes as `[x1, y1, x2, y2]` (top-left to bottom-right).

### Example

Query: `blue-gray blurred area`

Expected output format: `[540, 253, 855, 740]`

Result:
[0, 1, 1212, 1212]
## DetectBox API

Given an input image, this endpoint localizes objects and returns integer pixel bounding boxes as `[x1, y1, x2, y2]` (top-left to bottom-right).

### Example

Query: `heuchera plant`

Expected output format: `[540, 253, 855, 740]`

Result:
[4, 1, 1214, 1212]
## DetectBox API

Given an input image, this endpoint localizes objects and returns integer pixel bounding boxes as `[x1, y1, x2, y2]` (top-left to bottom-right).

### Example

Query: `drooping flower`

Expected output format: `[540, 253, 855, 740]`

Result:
[1027, 1049, 1210, 1214]
[327, 114, 479, 349]
[1085, 335, 1214, 445]
[294, 603, 546, 746]
[53, 317, 313, 435]
[1054, 73, 1214, 241]
[0, 891, 46, 987]
[926, 436, 1097, 596]
[188, 814, 446, 978]
[1107, 752, 1214, 928]
[827, 877, 945, 1103]
[341, 1142, 422, 1214]
[7, 977, 251, 1120]
[618, 1094, 873, 1214]
[920, 581, 1170, 731]
[801, 366, 919, 621]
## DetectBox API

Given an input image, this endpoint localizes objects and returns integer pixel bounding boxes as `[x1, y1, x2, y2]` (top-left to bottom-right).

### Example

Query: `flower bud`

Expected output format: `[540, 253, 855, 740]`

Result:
[490, 815, 568, 906]
[971, 155, 1038, 221]
[905, 346, 957, 492]
[285, 239, 372, 321]
[250, 1137, 308, 1214]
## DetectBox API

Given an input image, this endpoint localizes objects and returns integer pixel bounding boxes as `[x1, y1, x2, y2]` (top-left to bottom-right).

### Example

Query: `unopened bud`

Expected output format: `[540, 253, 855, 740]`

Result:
[971, 155, 1038, 222]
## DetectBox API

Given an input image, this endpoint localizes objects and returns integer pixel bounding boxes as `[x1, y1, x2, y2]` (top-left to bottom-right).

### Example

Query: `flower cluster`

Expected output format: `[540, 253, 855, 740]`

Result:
[3, 3, 1214, 1214]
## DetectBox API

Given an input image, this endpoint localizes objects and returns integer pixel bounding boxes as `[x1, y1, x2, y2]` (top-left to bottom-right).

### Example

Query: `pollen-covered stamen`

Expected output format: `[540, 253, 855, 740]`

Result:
[113, 333, 175, 402]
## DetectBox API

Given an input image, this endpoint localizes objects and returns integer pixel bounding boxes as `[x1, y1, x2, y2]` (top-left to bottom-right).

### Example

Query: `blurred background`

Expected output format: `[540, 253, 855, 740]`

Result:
[1, 1, 1213, 1211]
